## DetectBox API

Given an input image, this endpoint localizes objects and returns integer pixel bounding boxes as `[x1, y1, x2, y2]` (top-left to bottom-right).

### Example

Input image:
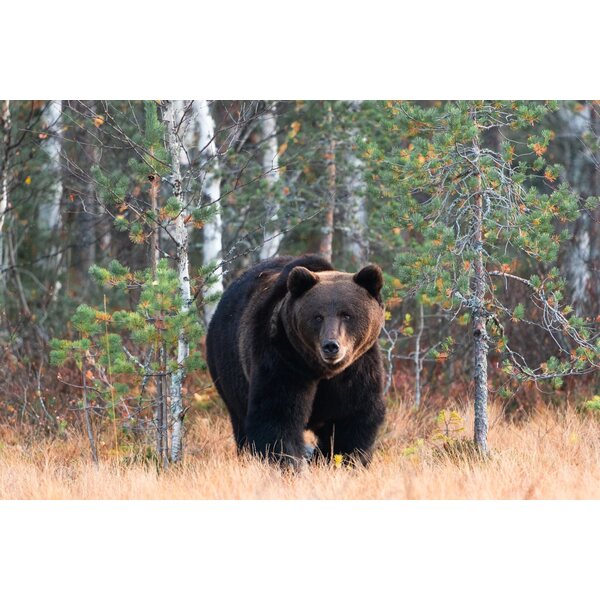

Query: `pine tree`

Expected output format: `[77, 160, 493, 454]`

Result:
[372, 100, 599, 452]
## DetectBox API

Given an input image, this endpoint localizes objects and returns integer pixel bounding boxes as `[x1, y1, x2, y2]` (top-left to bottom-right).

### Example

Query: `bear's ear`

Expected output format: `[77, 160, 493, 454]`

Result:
[353, 264, 383, 299]
[288, 266, 320, 297]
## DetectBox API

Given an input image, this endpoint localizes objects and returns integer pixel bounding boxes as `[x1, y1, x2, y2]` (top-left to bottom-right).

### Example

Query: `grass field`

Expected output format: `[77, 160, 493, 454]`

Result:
[2, 398, 600, 500]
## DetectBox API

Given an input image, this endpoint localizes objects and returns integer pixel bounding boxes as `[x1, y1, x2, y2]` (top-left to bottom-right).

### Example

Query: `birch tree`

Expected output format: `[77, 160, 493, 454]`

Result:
[0, 100, 10, 301]
[162, 100, 190, 462]
[196, 100, 223, 326]
[39, 101, 63, 233]
[259, 101, 282, 260]
[339, 100, 369, 268]
[554, 101, 600, 317]
[319, 103, 336, 262]
[374, 100, 596, 453]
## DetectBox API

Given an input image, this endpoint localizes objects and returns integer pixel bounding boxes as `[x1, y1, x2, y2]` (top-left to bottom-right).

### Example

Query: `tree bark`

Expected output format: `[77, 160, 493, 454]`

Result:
[81, 353, 98, 464]
[196, 100, 223, 326]
[414, 302, 424, 409]
[560, 102, 600, 317]
[39, 101, 63, 233]
[76, 102, 99, 282]
[319, 104, 336, 263]
[471, 134, 489, 453]
[339, 101, 368, 268]
[259, 101, 281, 260]
[0, 100, 11, 304]
[163, 100, 190, 463]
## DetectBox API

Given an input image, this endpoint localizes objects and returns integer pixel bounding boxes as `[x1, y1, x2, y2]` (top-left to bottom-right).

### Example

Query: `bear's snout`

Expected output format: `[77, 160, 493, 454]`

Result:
[321, 339, 340, 357]
[319, 337, 346, 365]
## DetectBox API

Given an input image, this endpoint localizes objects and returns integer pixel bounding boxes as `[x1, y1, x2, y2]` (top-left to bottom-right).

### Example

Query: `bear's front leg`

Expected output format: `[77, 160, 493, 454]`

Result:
[312, 346, 386, 466]
[244, 361, 317, 468]
[316, 406, 385, 466]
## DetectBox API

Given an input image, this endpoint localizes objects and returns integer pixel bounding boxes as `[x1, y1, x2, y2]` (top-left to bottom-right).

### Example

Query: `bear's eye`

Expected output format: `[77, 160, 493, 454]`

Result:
[314, 315, 324, 323]
[341, 313, 352, 321]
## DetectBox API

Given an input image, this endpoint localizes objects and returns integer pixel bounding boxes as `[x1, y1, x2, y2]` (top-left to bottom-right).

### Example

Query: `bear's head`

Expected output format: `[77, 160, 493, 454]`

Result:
[283, 264, 385, 376]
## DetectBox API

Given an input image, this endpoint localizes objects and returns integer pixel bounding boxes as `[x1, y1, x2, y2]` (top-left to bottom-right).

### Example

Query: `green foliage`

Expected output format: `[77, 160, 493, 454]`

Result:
[51, 259, 205, 424]
[581, 395, 600, 413]
[370, 100, 598, 384]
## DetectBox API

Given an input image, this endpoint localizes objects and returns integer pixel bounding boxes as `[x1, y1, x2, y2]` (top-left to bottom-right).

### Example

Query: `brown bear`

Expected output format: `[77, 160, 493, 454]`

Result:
[206, 254, 386, 466]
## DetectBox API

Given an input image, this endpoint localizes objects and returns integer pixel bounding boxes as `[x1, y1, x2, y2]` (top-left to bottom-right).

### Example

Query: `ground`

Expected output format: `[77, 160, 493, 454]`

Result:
[2, 398, 600, 500]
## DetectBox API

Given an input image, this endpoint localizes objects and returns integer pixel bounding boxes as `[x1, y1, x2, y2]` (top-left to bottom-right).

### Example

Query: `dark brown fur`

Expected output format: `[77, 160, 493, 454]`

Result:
[206, 255, 386, 466]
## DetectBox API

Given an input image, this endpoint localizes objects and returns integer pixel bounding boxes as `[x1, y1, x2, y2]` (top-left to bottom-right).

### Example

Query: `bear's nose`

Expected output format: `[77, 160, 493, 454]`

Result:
[322, 340, 340, 356]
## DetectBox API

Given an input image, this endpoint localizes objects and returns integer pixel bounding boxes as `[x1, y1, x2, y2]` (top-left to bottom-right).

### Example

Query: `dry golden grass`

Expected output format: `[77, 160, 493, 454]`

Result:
[2, 400, 600, 499]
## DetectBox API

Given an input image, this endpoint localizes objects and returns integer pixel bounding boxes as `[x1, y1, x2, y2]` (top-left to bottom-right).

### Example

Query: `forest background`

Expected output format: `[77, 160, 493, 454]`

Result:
[3, 1, 600, 598]
[2, 99, 600, 458]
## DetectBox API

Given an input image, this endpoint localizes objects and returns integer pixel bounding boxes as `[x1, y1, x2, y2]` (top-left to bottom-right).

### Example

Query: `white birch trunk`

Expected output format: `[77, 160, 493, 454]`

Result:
[196, 100, 223, 326]
[340, 101, 368, 268]
[320, 104, 336, 263]
[163, 100, 191, 463]
[0, 101, 10, 282]
[560, 102, 600, 317]
[259, 102, 281, 260]
[39, 100, 63, 232]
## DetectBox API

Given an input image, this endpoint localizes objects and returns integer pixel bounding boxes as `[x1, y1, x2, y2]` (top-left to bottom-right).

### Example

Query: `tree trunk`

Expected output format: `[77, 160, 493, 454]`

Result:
[339, 101, 368, 268]
[319, 104, 336, 263]
[0, 100, 11, 304]
[196, 100, 223, 326]
[81, 353, 98, 464]
[162, 100, 191, 463]
[471, 135, 489, 453]
[148, 173, 161, 276]
[414, 302, 424, 409]
[560, 102, 600, 317]
[39, 101, 63, 232]
[76, 102, 99, 283]
[259, 101, 281, 260]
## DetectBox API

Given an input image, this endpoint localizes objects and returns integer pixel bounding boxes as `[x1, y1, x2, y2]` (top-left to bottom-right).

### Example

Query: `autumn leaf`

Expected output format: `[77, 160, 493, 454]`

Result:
[25, 176, 31, 185]
[289, 121, 301, 138]
[93, 115, 105, 128]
